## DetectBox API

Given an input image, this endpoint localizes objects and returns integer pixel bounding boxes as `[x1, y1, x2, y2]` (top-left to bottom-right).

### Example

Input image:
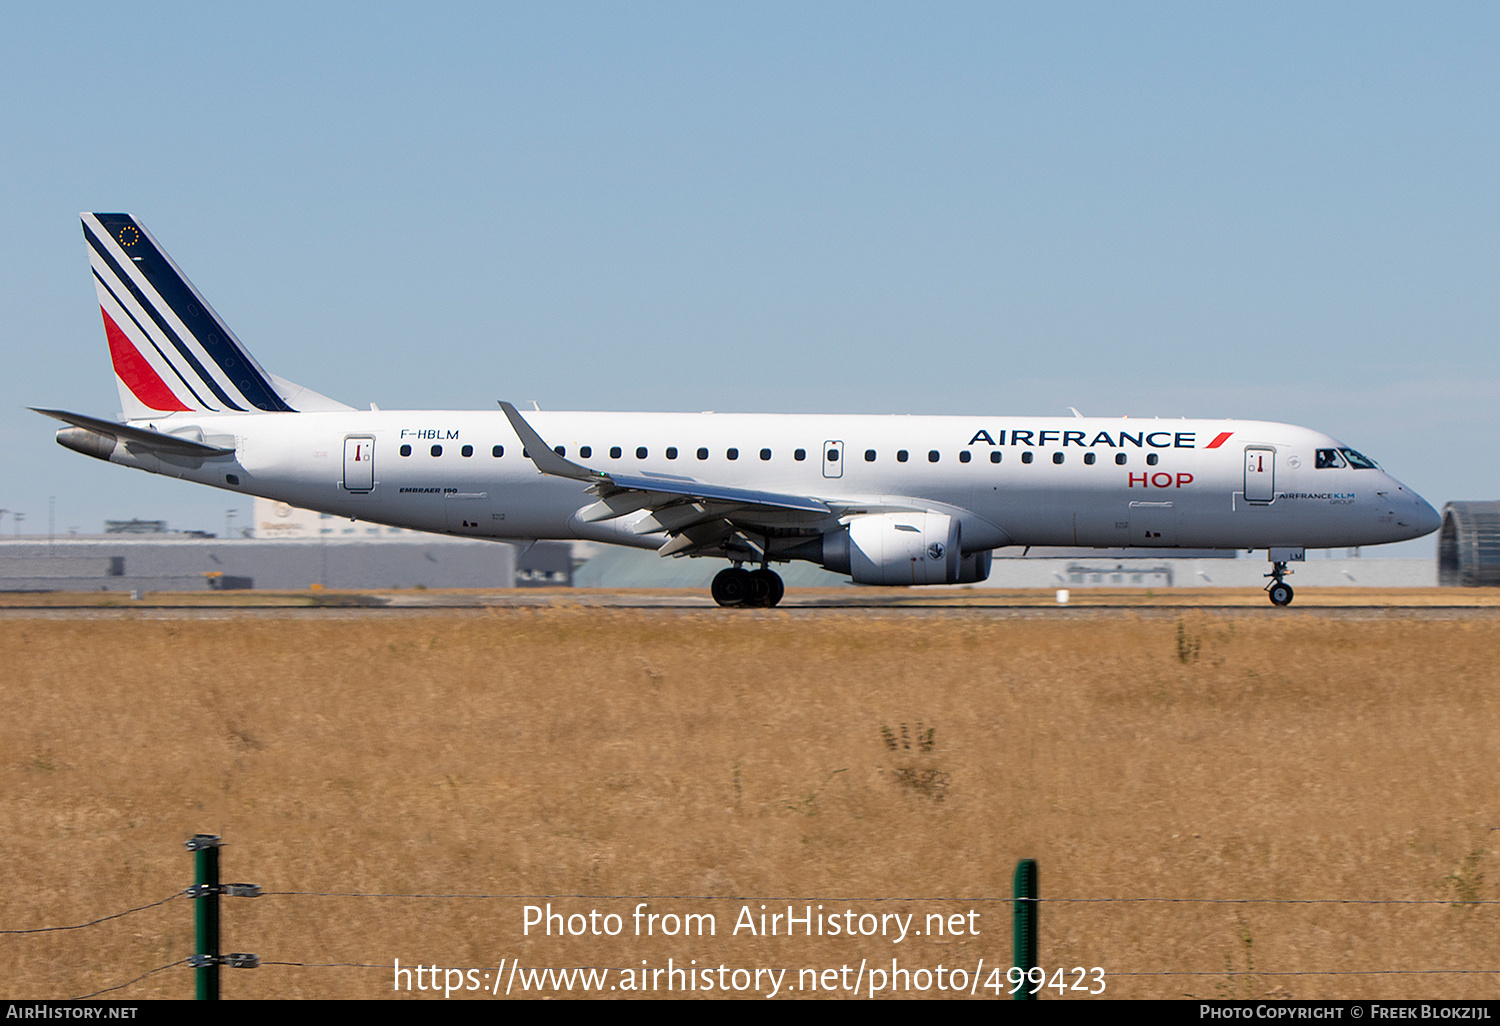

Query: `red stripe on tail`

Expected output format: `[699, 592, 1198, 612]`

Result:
[101, 308, 191, 412]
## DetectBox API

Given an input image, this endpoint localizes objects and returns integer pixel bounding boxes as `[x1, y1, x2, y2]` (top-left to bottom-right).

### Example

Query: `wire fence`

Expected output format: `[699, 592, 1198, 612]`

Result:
[6, 870, 1499, 999]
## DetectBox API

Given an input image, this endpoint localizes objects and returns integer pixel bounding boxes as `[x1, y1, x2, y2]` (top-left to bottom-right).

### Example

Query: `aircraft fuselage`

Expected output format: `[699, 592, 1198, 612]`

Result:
[103, 409, 1439, 554]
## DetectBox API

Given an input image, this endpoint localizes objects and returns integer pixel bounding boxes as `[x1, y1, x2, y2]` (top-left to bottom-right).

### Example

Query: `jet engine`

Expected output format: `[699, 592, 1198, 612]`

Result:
[820, 512, 990, 585]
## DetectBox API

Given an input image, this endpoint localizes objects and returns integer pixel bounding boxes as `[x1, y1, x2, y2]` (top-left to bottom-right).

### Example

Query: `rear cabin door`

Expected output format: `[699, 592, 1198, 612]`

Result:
[343, 436, 375, 492]
[1243, 446, 1275, 503]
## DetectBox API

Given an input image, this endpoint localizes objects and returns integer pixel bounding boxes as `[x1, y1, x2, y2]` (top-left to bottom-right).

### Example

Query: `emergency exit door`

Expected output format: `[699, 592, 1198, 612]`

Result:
[822, 440, 844, 479]
[343, 436, 375, 492]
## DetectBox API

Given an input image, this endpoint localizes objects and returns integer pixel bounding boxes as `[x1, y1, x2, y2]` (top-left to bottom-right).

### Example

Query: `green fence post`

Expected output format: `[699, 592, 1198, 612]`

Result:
[187, 834, 221, 1000]
[1013, 858, 1038, 1000]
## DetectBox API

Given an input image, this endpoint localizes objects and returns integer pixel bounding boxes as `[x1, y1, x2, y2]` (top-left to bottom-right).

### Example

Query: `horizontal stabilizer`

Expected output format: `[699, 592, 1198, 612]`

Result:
[32, 408, 234, 457]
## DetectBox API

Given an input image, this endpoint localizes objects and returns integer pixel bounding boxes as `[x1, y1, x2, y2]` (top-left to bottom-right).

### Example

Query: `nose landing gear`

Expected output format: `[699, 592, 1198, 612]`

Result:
[711, 565, 785, 607]
[1266, 576, 1294, 606]
[1262, 547, 1304, 606]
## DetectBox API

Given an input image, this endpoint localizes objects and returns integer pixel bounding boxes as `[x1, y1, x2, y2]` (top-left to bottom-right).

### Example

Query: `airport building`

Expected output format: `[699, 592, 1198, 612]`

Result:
[0, 498, 569, 592]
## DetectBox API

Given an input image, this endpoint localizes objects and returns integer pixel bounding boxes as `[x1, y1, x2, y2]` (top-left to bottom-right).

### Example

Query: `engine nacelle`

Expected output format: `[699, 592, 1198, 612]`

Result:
[823, 512, 970, 585]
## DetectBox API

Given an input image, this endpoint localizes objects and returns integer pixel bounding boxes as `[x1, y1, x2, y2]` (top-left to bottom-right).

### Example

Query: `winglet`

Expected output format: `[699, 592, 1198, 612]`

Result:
[498, 401, 605, 483]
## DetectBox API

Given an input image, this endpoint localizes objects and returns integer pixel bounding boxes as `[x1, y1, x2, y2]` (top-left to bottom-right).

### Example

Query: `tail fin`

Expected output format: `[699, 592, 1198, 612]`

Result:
[81, 213, 350, 418]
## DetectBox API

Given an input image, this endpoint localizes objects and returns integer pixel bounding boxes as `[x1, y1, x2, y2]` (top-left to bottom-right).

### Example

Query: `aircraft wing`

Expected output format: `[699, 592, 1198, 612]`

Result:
[32, 408, 235, 457]
[500, 401, 836, 557]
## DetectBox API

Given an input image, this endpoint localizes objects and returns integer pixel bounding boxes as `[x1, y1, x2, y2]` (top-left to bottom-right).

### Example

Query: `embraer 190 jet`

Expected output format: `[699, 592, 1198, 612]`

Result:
[38, 213, 1441, 606]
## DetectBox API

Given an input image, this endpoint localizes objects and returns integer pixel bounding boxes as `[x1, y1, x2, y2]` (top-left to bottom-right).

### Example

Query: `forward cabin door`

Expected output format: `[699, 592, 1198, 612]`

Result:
[1243, 446, 1275, 503]
[343, 436, 375, 493]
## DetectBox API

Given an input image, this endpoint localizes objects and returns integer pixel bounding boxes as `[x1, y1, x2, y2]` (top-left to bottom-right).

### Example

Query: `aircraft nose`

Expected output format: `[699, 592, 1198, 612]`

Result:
[1380, 473, 1441, 540]
[1410, 494, 1442, 537]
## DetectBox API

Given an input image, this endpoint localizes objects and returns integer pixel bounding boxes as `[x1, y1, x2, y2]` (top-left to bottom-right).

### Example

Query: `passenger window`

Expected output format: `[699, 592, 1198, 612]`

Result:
[492, 445, 504, 458]
[462, 444, 473, 457]
[1084, 452, 1096, 465]
[864, 449, 877, 462]
[610, 447, 622, 459]
[554, 446, 565, 457]
[760, 448, 772, 461]
[430, 444, 442, 457]
[897, 450, 909, 463]
[990, 451, 1001, 464]
[1052, 452, 1064, 464]
[1021, 451, 1033, 464]
[727, 448, 739, 460]
[580, 446, 592, 459]
[666, 447, 677, 460]
[1115, 453, 1127, 465]
[697, 448, 709, 460]
[928, 450, 940, 463]
[400, 444, 412, 457]
[959, 450, 971, 463]
[1146, 453, 1159, 466]
[636, 447, 647, 459]
[794, 449, 806, 461]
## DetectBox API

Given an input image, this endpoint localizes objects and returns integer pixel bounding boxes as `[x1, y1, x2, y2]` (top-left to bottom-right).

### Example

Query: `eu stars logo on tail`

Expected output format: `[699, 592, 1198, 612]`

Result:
[81, 212, 350, 417]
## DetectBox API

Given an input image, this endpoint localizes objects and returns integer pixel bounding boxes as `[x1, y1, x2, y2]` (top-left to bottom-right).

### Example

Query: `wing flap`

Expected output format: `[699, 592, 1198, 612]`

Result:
[577, 492, 679, 523]
[657, 520, 738, 557]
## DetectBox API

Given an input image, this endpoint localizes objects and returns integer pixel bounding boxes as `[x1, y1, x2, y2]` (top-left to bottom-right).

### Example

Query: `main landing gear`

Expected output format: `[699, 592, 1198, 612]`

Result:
[1265, 562, 1294, 607]
[711, 565, 785, 608]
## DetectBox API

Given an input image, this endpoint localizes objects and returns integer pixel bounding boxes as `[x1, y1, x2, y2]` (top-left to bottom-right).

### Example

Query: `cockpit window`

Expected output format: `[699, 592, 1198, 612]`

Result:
[1315, 448, 1346, 469]
[1340, 448, 1378, 469]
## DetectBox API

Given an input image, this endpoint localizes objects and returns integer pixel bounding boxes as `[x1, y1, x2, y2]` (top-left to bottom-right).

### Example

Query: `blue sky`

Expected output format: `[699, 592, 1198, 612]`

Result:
[2, 3, 1495, 553]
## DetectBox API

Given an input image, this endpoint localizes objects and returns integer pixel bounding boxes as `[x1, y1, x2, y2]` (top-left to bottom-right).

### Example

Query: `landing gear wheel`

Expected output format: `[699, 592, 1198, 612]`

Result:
[1264, 556, 1295, 607]
[749, 568, 785, 608]
[711, 567, 752, 607]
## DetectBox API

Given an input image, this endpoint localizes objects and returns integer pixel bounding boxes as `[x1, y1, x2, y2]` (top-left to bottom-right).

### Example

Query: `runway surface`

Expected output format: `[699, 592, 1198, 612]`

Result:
[1, 587, 1498, 619]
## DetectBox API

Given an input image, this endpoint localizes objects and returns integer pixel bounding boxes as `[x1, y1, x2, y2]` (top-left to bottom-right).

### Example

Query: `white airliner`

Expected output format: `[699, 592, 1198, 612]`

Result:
[39, 213, 1441, 606]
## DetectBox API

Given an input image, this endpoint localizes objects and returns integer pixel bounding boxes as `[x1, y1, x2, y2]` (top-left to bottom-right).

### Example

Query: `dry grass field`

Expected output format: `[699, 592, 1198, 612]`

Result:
[2, 603, 1497, 999]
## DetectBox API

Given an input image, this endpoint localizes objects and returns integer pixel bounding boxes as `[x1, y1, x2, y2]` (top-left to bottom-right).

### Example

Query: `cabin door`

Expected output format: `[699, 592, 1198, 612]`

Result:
[343, 436, 375, 493]
[1243, 446, 1275, 503]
